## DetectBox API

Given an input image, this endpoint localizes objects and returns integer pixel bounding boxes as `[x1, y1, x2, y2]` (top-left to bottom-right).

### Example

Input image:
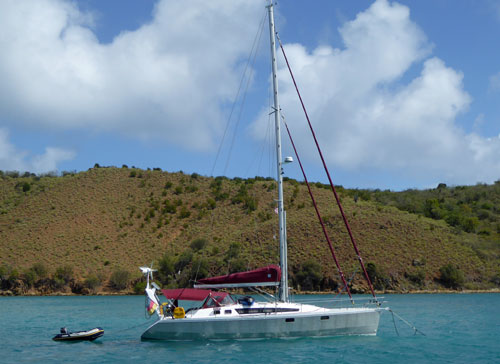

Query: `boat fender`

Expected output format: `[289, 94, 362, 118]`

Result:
[173, 306, 185, 319]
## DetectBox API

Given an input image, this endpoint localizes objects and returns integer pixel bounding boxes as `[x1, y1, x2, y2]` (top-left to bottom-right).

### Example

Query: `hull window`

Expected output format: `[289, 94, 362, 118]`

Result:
[235, 308, 300, 314]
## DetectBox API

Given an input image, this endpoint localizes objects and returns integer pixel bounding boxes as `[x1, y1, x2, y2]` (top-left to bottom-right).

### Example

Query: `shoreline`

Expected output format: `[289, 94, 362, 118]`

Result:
[2, 288, 500, 297]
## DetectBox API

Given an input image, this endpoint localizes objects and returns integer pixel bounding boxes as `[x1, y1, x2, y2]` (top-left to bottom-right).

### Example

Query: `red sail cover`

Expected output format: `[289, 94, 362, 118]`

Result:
[195, 264, 281, 288]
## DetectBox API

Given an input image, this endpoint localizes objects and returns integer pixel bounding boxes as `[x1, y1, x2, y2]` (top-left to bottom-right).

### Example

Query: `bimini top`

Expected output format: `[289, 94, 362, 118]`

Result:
[161, 288, 223, 301]
[194, 264, 281, 289]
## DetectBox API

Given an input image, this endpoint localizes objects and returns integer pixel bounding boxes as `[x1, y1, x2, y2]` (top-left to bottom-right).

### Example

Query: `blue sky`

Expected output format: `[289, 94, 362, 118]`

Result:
[0, 0, 499, 190]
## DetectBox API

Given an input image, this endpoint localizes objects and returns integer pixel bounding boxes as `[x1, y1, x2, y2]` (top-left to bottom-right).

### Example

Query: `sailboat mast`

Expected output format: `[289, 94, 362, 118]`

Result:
[267, 1, 288, 303]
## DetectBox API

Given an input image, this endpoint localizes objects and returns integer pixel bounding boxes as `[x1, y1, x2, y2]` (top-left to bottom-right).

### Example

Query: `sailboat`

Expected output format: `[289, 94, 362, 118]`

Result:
[140, 1, 385, 341]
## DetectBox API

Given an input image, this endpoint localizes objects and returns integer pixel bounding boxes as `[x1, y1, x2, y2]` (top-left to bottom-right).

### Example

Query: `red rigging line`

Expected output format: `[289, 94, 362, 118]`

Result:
[276, 34, 378, 301]
[282, 119, 353, 301]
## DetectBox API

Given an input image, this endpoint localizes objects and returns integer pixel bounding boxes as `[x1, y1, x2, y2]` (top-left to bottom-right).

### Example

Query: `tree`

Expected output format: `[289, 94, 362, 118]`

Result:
[175, 250, 193, 273]
[366, 262, 390, 290]
[439, 264, 464, 289]
[190, 257, 209, 280]
[158, 254, 175, 284]
[293, 260, 322, 291]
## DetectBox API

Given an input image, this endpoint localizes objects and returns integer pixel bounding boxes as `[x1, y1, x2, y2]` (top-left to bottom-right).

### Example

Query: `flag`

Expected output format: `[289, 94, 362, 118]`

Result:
[145, 287, 159, 316]
[147, 297, 158, 315]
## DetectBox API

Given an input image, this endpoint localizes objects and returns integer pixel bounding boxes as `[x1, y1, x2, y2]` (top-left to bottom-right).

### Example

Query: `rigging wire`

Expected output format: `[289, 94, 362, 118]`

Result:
[276, 32, 378, 302]
[246, 104, 272, 177]
[389, 309, 426, 336]
[210, 9, 267, 177]
[280, 113, 353, 302]
[223, 13, 266, 176]
[248, 70, 274, 178]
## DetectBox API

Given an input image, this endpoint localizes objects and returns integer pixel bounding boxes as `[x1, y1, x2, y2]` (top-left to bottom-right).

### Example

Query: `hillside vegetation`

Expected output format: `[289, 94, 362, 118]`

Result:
[0, 167, 499, 295]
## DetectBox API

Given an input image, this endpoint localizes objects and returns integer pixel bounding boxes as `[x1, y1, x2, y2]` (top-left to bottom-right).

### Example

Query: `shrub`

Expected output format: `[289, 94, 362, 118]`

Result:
[366, 262, 390, 290]
[460, 217, 478, 233]
[206, 198, 216, 209]
[405, 269, 426, 287]
[175, 250, 193, 272]
[134, 281, 147, 294]
[0, 265, 9, 281]
[225, 242, 241, 261]
[158, 255, 176, 284]
[243, 196, 258, 213]
[257, 211, 272, 222]
[129, 170, 137, 178]
[439, 264, 464, 289]
[84, 274, 102, 292]
[163, 200, 177, 214]
[293, 260, 322, 291]
[22, 182, 31, 192]
[179, 206, 191, 219]
[424, 199, 444, 220]
[231, 185, 248, 204]
[190, 257, 210, 280]
[228, 258, 247, 274]
[190, 238, 207, 252]
[54, 265, 74, 284]
[186, 185, 198, 193]
[8, 268, 20, 283]
[490, 271, 500, 286]
[22, 269, 37, 288]
[109, 269, 131, 290]
[31, 262, 48, 280]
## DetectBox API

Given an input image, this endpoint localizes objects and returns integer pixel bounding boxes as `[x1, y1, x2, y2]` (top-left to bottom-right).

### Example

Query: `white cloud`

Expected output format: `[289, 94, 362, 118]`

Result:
[489, 71, 500, 92]
[473, 113, 485, 131]
[0, 0, 262, 151]
[251, 0, 500, 187]
[488, 0, 500, 22]
[0, 128, 75, 173]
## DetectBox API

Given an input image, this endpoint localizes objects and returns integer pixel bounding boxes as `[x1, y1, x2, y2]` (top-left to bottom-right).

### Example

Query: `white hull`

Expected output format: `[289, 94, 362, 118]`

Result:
[141, 303, 382, 341]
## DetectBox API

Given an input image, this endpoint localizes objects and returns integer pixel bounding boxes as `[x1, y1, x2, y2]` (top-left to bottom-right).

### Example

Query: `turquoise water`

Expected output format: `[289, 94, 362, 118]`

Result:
[1, 294, 499, 363]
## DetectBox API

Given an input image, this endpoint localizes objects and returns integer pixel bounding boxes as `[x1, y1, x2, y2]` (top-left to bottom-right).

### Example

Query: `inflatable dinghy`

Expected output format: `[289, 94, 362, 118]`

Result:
[52, 327, 104, 341]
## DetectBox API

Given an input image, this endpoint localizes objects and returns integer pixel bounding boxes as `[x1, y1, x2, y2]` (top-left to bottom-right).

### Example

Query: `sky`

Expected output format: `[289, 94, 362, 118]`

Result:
[0, 0, 499, 191]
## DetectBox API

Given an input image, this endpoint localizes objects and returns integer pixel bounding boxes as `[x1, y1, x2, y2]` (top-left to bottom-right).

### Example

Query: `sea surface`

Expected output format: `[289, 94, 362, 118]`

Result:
[1, 293, 499, 363]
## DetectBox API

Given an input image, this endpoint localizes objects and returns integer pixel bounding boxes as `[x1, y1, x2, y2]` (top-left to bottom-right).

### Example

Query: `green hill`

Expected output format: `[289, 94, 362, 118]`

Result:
[0, 167, 499, 295]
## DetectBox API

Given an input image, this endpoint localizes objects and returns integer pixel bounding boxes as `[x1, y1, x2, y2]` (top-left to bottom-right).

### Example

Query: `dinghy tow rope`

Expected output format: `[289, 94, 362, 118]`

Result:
[114, 320, 152, 334]
[387, 308, 426, 336]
